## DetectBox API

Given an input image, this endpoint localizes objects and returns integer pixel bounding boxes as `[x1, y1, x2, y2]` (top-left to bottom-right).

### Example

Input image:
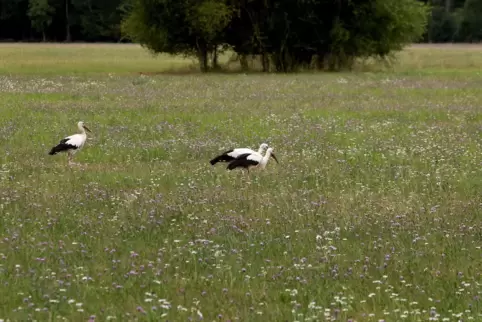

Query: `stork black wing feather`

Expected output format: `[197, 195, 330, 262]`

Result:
[48, 138, 77, 155]
[227, 153, 259, 170]
[209, 149, 235, 165]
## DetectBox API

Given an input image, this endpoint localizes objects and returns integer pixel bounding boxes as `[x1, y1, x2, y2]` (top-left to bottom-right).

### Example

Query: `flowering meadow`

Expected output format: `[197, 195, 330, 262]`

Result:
[0, 44, 481, 321]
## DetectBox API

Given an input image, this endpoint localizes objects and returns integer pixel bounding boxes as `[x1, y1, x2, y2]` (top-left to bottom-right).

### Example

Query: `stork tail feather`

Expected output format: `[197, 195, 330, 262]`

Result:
[209, 157, 220, 165]
[227, 159, 242, 170]
[49, 146, 60, 155]
[210, 154, 234, 165]
[49, 143, 76, 155]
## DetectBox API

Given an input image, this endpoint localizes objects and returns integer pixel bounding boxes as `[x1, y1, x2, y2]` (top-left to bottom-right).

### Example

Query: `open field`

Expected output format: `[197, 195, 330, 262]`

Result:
[0, 43, 481, 321]
[1, 43, 482, 75]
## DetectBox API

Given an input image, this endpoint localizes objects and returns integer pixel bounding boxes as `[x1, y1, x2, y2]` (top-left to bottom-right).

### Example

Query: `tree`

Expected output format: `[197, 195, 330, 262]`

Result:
[223, 0, 429, 72]
[456, 0, 482, 42]
[423, 0, 467, 42]
[0, 0, 31, 40]
[71, 0, 124, 41]
[122, 0, 231, 72]
[345, 0, 429, 57]
[427, 5, 459, 42]
[223, 0, 274, 71]
[186, 0, 232, 69]
[122, 0, 428, 72]
[65, 0, 71, 41]
[28, 0, 54, 41]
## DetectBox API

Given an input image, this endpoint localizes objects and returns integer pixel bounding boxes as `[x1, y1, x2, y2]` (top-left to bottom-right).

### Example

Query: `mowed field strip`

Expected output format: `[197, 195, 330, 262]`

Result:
[0, 43, 481, 321]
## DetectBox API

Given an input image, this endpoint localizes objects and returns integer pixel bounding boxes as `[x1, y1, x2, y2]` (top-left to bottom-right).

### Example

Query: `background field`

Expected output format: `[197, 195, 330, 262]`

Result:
[0, 43, 481, 321]
[2, 43, 482, 75]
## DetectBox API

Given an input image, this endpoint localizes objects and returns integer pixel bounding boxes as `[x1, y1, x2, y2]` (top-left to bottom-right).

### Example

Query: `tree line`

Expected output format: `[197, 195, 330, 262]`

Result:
[1, 0, 480, 43]
[0, 0, 129, 42]
[423, 0, 482, 42]
[0, 0, 481, 72]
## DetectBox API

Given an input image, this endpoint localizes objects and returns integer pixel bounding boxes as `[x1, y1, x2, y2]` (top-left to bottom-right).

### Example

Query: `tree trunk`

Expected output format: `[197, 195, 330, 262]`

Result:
[42, 30, 46, 42]
[315, 54, 324, 70]
[198, 48, 209, 72]
[427, 0, 433, 43]
[239, 54, 249, 71]
[445, 0, 451, 12]
[324, 52, 337, 71]
[65, 0, 71, 42]
[211, 46, 219, 70]
[261, 52, 269, 72]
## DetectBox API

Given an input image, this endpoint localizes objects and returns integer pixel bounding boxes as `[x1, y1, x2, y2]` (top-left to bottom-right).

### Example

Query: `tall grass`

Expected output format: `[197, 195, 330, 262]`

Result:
[0, 43, 481, 321]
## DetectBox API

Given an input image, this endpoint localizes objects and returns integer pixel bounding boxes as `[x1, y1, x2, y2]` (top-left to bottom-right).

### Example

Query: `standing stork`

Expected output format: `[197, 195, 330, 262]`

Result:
[48, 121, 92, 165]
[210, 143, 268, 166]
[227, 147, 279, 173]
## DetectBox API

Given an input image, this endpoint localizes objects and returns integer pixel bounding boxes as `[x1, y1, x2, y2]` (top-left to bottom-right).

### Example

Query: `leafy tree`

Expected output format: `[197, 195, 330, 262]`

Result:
[122, 0, 198, 63]
[456, 0, 482, 41]
[122, 0, 231, 71]
[64, 0, 71, 41]
[224, 0, 273, 71]
[427, 6, 459, 42]
[71, 0, 124, 41]
[346, 0, 429, 57]
[28, 0, 54, 41]
[423, 0, 467, 42]
[189, 0, 231, 68]
[223, 0, 428, 72]
[0, 0, 30, 40]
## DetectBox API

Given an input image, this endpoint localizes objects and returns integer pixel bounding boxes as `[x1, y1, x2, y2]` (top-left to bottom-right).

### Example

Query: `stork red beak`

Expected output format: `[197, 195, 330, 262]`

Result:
[83, 125, 92, 133]
[270, 153, 279, 164]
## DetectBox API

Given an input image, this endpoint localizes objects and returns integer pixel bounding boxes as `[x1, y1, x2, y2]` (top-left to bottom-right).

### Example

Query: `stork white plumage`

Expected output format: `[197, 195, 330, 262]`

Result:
[210, 143, 268, 166]
[48, 121, 92, 165]
[227, 147, 279, 173]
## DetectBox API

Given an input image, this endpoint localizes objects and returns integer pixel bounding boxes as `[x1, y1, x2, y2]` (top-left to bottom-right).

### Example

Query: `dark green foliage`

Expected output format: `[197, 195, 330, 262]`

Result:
[122, 0, 428, 72]
[0, 0, 126, 41]
[0, 0, 30, 40]
[122, 0, 232, 71]
[27, 0, 54, 41]
[456, 0, 482, 41]
[427, 6, 459, 42]
[322, 0, 429, 70]
[424, 0, 477, 42]
[71, 0, 124, 40]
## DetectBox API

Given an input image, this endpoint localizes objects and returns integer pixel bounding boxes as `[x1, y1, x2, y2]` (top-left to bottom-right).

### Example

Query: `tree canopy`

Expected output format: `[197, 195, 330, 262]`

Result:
[122, 0, 429, 72]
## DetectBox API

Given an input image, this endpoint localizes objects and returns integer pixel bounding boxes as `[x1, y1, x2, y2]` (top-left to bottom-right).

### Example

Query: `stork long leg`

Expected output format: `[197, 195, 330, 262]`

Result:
[245, 167, 252, 183]
[68, 151, 76, 166]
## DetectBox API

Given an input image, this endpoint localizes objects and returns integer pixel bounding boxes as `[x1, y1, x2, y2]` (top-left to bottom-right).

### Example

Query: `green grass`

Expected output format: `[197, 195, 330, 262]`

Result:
[1, 43, 482, 75]
[0, 43, 192, 75]
[0, 43, 481, 321]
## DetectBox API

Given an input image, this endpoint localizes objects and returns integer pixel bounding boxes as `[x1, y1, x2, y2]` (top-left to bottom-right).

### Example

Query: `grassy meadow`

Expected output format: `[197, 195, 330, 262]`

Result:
[0, 43, 481, 321]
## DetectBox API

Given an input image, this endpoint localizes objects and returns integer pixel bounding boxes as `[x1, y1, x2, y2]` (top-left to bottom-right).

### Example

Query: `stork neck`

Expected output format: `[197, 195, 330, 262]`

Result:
[78, 125, 86, 134]
[261, 151, 271, 166]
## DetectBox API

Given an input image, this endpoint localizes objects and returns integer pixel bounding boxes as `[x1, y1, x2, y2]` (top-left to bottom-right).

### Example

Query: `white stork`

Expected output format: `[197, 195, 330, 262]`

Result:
[48, 121, 92, 165]
[227, 147, 278, 173]
[210, 143, 268, 166]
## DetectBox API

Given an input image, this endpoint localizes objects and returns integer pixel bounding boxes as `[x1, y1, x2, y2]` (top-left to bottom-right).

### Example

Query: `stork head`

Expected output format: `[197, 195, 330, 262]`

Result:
[266, 147, 279, 164]
[258, 143, 269, 153]
[78, 121, 92, 133]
